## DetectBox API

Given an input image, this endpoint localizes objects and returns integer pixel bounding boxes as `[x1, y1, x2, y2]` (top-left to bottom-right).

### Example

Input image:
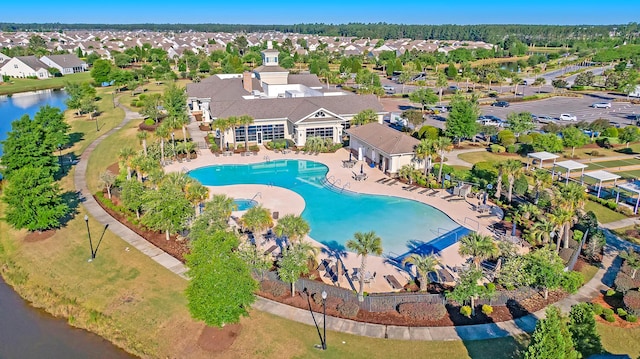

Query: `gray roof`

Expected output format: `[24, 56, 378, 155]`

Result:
[254, 65, 288, 73]
[16, 56, 49, 71]
[347, 123, 419, 155]
[42, 54, 85, 68]
[186, 76, 260, 100]
[288, 74, 323, 87]
[210, 94, 383, 123]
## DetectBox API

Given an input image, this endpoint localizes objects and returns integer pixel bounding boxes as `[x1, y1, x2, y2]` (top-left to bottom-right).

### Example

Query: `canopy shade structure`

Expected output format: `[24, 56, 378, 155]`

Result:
[583, 170, 621, 198]
[552, 160, 588, 184]
[617, 181, 640, 214]
[526, 151, 560, 169]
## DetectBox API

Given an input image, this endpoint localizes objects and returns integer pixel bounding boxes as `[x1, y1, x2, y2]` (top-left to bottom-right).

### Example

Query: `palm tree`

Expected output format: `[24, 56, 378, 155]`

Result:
[346, 231, 383, 301]
[208, 194, 236, 219]
[532, 169, 552, 204]
[510, 74, 522, 98]
[136, 130, 148, 157]
[226, 116, 240, 150]
[118, 147, 136, 180]
[213, 117, 231, 151]
[274, 214, 310, 244]
[485, 72, 497, 91]
[620, 249, 640, 279]
[494, 162, 506, 200]
[435, 137, 453, 185]
[238, 115, 254, 151]
[403, 253, 440, 291]
[525, 220, 555, 246]
[553, 182, 587, 249]
[548, 208, 572, 251]
[414, 139, 435, 177]
[503, 159, 523, 203]
[458, 232, 499, 270]
[155, 123, 170, 164]
[185, 181, 209, 217]
[241, 205, 273, 236]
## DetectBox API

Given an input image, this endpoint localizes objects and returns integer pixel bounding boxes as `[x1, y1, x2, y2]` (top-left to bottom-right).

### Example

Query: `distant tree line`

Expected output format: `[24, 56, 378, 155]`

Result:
[1, 22, 638, 46]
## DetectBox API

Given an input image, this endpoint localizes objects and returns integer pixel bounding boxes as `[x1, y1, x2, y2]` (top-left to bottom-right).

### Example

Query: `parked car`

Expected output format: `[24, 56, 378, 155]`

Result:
[382, 85, 395, 93]
[559, 113, 577, 121]
[432, 105, 449, 113]
[535, 115, 556, 124]
[591, 102, 612, 109]
[491, 101, 510, 107]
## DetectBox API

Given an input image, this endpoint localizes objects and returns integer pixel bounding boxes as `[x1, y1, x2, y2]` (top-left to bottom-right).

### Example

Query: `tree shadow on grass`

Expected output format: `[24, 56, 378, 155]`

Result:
[463, 335, 527, 359]
[59, 190, 81, 227]
[67, 132, 84, 148]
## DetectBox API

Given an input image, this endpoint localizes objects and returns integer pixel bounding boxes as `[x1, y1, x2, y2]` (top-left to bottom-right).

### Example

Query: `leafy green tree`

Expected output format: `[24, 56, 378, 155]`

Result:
[445, 95, 479, 141]
[403, 253, 440, 291]
[532, 133, 564, 153]
[552, 78, 569, 92]
[401, 109, 423, 129]
[141, 182, 192, 241]
[90, 59, 114, 83]
[618, 125, 640, 148]
[498, 256, 534, 290]
[120, 178, 146, 219]
[237, 241, 272, 280]
[528, 246, 567, 299]
[458, 232, 499, 270]
[446, 268, 493, 316]
[274, 214, 310, 244]
[347, 231, 383, 301]
[436, 72, 448, 104]
[2, 166, 68, 231]
[0, 106, 69, 178]
[506, 112, 535, 136]
[574, 71, 595, 87]
[562, 126, 589, 156]
[185, 230, 257, 327]
[99, 170, 117, 199]
[568, 303, 603, 358]
[408, 88, 438, 112]
[525, 306, 579, 359]
[620, 249, 640, 279]
[141, 93, 163, 124]
[352, 109, 378, 126]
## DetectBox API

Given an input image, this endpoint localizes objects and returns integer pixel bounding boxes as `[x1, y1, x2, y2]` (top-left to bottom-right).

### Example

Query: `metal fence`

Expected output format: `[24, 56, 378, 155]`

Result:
[362, 292, 445, 312]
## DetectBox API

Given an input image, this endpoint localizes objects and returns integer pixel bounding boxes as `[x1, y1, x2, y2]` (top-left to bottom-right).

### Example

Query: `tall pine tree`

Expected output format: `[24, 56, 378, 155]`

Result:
[525, 306, 580, 359]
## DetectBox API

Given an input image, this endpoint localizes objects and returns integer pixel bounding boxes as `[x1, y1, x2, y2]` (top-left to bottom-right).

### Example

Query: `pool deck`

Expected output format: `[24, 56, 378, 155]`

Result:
[165, 141, 503, 293]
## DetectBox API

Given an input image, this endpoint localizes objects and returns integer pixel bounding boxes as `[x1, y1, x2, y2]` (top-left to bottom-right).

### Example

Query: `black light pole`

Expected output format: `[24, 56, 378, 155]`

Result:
[303, 288, 326, 350]
[95, 116, 99, 132]
[84, 215, 95, 261]
[321, 290, 327, 350]
[171, 132, 176, 159]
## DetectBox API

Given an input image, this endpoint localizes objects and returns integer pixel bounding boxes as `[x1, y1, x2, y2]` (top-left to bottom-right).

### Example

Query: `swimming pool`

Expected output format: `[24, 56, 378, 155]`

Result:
[188, 160, 462, 256]
[234, 198, 258, 211]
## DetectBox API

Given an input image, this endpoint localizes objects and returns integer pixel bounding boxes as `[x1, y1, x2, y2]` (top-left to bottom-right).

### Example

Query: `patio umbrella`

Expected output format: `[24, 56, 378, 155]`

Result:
[349, 152, 352, 161]
[483, 192, 487, 205]
[226, 142, 229, 151]
[360, 163, 364, 174]
[511, 218, 517, 237]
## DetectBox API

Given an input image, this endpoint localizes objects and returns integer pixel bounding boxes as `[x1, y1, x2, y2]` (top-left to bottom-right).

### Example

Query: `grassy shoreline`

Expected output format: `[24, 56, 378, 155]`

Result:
[0, 72, 92, 95]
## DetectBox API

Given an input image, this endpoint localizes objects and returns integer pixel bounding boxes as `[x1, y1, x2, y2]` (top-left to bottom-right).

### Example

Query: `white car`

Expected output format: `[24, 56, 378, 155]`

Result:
[535, 115, 557, 124]
[592, 102, 612, 109]
[559, 113, 577, 121]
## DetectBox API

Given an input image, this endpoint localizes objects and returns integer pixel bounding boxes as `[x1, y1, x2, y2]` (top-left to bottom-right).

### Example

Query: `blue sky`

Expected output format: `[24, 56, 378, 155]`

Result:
[1, 1, 638, 25]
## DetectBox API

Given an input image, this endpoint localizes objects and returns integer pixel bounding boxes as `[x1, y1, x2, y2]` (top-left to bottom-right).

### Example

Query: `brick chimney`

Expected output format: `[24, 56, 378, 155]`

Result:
[243, 71, 252, 93]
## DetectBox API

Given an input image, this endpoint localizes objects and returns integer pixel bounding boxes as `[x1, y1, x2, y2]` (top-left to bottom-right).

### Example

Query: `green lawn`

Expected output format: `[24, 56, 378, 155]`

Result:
[598, 323, 640, 358]
[584, 200, 627, 224]
[0, 72, 92, 95]
[585, 158, 640, 171]
[456, 151, 524, 165]
[611, 226, 640, 246]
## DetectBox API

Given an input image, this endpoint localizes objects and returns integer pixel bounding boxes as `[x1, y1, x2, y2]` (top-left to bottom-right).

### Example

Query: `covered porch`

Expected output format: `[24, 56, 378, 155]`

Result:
[552, 160, 588, 184]
[526, 151, 559, 170]
[583, 170, 621, 198]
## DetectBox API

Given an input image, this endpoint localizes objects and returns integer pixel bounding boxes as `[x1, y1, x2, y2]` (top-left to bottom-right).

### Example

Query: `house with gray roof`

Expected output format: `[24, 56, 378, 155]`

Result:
[346, 122, 420, 174]
[0, 56, 51, 79]
[187, 42, 386, 147]
[40, 54, 87, 74]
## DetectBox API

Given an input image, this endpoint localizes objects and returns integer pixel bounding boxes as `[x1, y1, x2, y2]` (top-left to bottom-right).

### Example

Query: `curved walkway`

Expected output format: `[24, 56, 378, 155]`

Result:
[74, 106, 618, 341]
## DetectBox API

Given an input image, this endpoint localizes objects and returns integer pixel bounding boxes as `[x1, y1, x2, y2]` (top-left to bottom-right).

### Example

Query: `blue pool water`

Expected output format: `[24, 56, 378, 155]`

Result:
[234, 198, 258, 211]
[189, 160, 463, 256]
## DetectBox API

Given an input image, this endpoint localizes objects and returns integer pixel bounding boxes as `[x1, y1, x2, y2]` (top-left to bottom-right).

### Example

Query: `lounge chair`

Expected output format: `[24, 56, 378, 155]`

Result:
[263, 245, 278, 256]
[408, 186, 419, 192]
[388, 179, 399, 186]
[418, 188, 430, 194]
[380, 178, 391, 184]
[402, 185, 415, 191]
[375, 178, 386, 184]
[427, 189, 439, 197]
[385, 274, 403, 290]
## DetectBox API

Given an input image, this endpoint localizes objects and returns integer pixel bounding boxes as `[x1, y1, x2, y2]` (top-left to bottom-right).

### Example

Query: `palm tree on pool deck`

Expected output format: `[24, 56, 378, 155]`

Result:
[274, 214, 310, 245]
[403, 253, 440, 292]
[503, 159, 523, 203]
[458, 232, 499, 270]
[346, 231, 383, 302]
[238, 115, 254, 151]
[435, 137, 453, 185]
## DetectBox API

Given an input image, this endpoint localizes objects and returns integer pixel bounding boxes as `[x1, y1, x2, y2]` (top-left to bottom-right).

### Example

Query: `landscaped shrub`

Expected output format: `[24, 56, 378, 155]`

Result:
[337, 301, 360, 318]
[498, 130, 516, 146]
[623, 290, 640, 316]
[603, 308, 614, 316]
[602, 127, 618, 138]
[518, 134, 533, 145]
[481, 304, 494, 315]
[604, 314, 616, 322]
[627, 314, 638, 322]
[506, 144, 517, 153]
[617, 308, 628, 317]
[490, 144, 506, 153]
[260, 280, 288, 298]
[460, 305, 472, 318]
[591, 303, 604, 315]
[606, 289, 617, 297]
[397, 302, 447, 321]
[561, 271, 584, 294]
[144, 118, 155, 126]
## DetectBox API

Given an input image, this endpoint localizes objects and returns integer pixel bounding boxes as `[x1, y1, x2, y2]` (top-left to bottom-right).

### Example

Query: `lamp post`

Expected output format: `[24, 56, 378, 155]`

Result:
[95, 116, 99, 132]
[321, 290, 327, 350]
[171, 132, 176, 159]
[303, 288, 327, 350]
[84, 215, 95, 261]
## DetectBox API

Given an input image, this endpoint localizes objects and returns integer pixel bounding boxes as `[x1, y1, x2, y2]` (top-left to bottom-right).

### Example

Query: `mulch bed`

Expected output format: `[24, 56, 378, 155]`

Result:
[24, 229, 56, 242]
[94, 193, 189, 262]
[197, 324, 241, 352]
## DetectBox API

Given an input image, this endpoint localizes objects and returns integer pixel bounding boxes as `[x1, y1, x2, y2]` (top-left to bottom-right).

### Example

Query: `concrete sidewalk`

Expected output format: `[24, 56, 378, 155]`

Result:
[74, 105, 618, 341]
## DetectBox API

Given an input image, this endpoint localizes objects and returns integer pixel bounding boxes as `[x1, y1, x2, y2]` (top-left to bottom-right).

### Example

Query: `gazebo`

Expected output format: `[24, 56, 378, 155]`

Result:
[552, 160, 588, 184]
[583, 170, 621, 198]
[526, 151, 559, 170]
[616, 181, 640, 214]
